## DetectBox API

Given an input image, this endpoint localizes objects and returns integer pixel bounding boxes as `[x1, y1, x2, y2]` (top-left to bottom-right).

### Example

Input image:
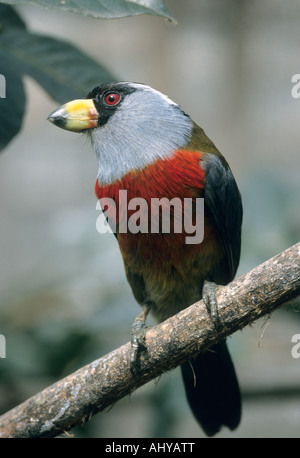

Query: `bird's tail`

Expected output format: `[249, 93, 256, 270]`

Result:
[180, 340, 241, 436]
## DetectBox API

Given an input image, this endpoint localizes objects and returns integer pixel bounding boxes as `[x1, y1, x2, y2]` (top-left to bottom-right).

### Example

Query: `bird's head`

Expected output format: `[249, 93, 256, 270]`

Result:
[48, 82, 193, 185]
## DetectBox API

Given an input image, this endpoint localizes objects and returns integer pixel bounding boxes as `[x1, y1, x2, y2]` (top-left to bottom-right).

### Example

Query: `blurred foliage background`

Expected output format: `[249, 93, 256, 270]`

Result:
[0, 0, 299, 438]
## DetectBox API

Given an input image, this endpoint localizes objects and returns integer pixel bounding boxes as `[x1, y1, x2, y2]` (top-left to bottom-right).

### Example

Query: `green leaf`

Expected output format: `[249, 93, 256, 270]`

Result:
[0, 4, 117, 151]
[0, 55, 26, 152]
[0, 6, 26, 151]
[0, 0, 175, 22]
[0, 27, 116, 103]
[0, 3, 26, 28]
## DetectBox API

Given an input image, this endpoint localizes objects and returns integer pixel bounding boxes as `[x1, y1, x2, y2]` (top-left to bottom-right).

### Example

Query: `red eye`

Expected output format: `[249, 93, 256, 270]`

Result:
[105, 92, 120, 106]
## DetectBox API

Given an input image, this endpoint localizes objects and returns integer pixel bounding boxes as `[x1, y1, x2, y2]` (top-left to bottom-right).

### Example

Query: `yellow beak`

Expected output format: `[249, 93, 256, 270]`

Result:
[47, 99, 98, 132]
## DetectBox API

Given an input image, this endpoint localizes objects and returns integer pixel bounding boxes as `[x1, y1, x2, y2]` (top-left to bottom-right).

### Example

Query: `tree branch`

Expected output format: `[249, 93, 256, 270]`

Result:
[0, 242, 299, 438]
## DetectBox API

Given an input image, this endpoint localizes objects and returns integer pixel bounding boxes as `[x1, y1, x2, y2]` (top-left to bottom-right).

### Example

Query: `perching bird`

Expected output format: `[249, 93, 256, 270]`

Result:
[48, 82, 243, 436]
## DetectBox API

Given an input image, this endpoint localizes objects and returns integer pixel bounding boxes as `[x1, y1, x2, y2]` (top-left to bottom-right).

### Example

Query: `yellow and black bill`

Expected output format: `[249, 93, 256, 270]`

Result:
[47, 99, 98, 132]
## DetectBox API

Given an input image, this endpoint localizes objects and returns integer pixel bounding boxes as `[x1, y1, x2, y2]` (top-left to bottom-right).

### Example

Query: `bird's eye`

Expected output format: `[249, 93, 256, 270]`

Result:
[104, 92, 121, 106]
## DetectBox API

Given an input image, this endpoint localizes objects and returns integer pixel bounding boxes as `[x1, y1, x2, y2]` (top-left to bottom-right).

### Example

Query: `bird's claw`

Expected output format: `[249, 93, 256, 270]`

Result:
[130, 304, 150, 375]
[130, 320, 147, 374]
[202, 280, 222, 331]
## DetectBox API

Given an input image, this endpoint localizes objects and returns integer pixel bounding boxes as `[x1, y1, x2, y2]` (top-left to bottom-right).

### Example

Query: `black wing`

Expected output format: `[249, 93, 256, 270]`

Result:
[202, 152, 243, 284]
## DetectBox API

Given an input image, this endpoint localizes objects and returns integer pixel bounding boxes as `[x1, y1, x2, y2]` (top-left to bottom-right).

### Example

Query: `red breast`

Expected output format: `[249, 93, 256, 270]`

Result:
[95, 149, 221, 277]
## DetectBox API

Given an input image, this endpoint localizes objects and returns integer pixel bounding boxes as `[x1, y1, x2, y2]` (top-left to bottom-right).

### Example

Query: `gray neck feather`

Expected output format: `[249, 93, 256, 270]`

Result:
[91, 87, 193, 185]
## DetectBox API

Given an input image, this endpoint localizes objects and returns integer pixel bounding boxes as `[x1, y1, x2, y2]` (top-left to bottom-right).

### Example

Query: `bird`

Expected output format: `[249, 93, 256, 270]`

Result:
[48, 82, 243, 436]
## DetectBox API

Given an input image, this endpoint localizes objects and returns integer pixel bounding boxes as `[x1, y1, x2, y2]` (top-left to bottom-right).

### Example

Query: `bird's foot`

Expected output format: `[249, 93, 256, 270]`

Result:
[202, 280, 221, 331]
[130, 304, 150, 375]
